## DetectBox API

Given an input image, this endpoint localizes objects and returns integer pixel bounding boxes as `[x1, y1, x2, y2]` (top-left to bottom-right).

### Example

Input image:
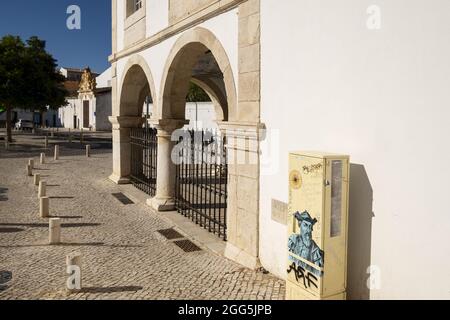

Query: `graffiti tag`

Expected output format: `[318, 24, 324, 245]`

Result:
[302, 163, 323, 175]
[287, 262, 318, 290]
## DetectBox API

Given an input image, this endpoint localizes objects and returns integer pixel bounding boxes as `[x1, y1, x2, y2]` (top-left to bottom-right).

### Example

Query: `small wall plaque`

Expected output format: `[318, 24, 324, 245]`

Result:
[272, 199, 288, 225]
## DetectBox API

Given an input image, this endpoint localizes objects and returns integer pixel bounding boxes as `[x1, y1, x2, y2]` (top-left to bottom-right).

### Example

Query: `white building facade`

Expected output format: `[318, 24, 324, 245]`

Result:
[59, 68, 113, 131]
[110, 0, 450, 299]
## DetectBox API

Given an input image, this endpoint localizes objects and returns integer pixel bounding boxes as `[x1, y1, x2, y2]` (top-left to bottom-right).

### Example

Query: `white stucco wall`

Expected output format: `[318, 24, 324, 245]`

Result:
[147, 0, 169, 37]
[96, 93, 113, 131]
[116, 0, 125, 52]
[185, 102, 218, 130]
[260, 0, 450, 299]
[59, 97, 103, 131]
[96, 67, 112, 88]
[59, 98, 82, 129]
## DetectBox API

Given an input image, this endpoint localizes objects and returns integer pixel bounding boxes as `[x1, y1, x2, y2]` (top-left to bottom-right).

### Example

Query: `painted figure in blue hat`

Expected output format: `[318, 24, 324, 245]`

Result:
[288, 211, 324, 277]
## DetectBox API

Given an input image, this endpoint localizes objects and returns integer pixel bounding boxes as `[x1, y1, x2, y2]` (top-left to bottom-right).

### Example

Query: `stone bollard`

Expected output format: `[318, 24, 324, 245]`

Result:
[54, 145, 59, 161]
[49, 218, 61, 245]
[34, 173, 41, 186]
[28, 159, 34, 169]
[38, 181, 47, 198]
[40, 153, 45, 165]
[66, 252, 82, 293]
[86, 145, 91, 158]
[27, 164, 32, 177]
[40, 196, 50, 218]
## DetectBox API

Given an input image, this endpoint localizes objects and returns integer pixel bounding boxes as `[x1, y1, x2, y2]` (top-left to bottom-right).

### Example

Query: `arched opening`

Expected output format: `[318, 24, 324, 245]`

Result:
[120, 65, 152, 117]
[120, 63, 157, 195]
[158, 27, 236, 122]
[110, 55, 157, 192]
[154, 28, 236, 240]
[161, 44, 228, 122]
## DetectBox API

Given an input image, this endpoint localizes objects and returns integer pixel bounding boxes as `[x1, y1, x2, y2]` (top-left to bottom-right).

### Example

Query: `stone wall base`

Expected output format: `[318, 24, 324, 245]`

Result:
[109, 174, 131, 185]
[147, 197, 176, 212]
[225, 242, 261, 270]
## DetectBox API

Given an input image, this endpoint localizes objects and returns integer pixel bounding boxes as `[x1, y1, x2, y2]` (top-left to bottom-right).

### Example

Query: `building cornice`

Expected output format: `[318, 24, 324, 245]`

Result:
[109, 0, 246, 63]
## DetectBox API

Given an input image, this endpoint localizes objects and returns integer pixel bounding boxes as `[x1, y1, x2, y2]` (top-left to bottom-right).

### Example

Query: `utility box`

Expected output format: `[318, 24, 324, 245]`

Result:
[287, 152, 350, 300]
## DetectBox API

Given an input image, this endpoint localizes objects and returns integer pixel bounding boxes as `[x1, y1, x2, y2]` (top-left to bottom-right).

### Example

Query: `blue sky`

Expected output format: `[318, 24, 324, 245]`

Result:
[0, 0, 111, 74]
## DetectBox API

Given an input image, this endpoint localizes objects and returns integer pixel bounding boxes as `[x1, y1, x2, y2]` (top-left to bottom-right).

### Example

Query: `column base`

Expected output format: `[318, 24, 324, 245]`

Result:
[109, 173, 131, 185]
[224, 242, 261, 270]
[147, 197, 175, 212]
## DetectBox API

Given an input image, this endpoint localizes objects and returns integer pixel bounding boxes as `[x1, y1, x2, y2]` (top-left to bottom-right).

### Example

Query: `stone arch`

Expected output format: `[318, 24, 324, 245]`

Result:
[119, 54, 157, 117]
[158, 27, 237, 121]
[109, 54, 158, 185]
[190, 77, 225, 121]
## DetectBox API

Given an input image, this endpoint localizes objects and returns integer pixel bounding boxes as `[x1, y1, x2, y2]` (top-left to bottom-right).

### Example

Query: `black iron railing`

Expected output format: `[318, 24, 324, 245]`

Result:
[175, 129, 228, 240]
[130, 127, 157, 197]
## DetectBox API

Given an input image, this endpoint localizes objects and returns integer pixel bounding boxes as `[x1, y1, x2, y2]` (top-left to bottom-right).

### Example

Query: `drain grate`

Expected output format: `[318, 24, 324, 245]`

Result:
[157, 228, 184, 240]
[112, 193, 134, 205]
[174, 240, 202, 252]
[0, 271, 12, 285]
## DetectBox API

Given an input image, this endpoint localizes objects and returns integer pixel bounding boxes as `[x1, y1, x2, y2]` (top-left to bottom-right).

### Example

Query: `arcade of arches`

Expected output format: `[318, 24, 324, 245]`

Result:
[109, 25, 262, 269]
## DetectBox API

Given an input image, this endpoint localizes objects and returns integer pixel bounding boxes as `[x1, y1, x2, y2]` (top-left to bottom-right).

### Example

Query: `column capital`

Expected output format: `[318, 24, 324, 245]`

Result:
[148, 119, 188, 136]
[109, 116, 145, 129]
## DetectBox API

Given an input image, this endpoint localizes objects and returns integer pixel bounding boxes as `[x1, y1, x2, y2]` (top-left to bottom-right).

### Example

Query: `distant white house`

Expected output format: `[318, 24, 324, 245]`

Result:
[59, 67, 112, 131]
[1, 65, 216, 131]
[0, 67, 106, 129]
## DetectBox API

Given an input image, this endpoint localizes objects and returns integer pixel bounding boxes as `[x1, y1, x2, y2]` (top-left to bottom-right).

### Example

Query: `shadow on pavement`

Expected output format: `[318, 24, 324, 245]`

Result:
[80, 286, 143, 294]
[0, 227, 25, 233]
[49, 196, 75, 199]
[0, 223, 101, 228]
[49, 215, 83, 219]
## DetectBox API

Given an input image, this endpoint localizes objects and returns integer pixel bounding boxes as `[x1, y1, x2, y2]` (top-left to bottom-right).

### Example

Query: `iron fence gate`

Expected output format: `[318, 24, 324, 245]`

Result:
[175, 129, 228, 240]
[130, 127, 157, 196]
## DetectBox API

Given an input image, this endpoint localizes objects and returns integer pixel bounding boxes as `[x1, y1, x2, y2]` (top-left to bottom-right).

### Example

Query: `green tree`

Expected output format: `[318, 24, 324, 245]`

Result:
[186, 82, 211, 102]
[0, 35, 68, 143]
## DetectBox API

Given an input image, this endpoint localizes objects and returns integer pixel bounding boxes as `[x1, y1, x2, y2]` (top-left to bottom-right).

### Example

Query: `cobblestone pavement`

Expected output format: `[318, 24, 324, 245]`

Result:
[0, 131, 285, 300]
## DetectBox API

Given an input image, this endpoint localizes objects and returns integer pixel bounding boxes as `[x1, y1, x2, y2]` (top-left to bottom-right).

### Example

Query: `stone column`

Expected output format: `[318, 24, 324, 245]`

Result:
[217, 121, 264, 270]
[34, 174, 41, 186]
[38, 181, 46, 198]
[147, 119, 187, 212]
[49, 218, 61, 244]
[40, 196, 50, 218]
[109, 116, 145, 184]
[54, 145, 59, 161]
